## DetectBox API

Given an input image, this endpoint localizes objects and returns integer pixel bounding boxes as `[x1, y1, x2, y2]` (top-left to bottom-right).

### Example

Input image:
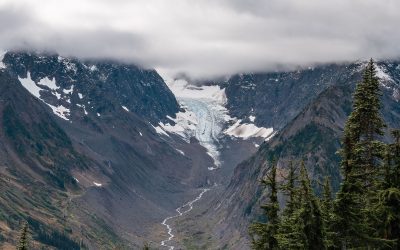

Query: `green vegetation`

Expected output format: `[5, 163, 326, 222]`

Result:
[17, 222, 29, 250]
[249, 161, 279, 249]
[26, 217, 83, 249]
[2, 103, 90, 189]
[250, 60, 400, 249]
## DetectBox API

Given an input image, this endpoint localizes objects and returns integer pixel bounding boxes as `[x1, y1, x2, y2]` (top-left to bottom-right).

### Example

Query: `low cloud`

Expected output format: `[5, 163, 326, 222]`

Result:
[1, 0, 399, 79]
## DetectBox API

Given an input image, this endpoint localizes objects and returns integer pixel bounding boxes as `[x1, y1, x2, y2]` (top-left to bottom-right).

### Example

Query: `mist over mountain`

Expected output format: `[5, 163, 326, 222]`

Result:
[1, 1, 400, 249]
[2, 1, 400, 78]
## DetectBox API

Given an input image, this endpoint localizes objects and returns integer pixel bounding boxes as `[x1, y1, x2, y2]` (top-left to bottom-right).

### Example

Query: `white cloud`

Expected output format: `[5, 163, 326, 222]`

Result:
[1, 0, 399, 79]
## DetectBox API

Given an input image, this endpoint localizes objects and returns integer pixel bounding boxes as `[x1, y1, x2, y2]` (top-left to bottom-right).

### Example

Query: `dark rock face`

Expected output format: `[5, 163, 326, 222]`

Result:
[3, 51, 179, 123]
[221, 62, 400, 130]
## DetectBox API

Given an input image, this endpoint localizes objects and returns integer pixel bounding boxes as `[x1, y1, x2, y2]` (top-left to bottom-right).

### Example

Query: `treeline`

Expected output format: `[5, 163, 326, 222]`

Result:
[16, 221, 152, 249]
[249, 60, 400, 249]
[16, 219, 84, 250]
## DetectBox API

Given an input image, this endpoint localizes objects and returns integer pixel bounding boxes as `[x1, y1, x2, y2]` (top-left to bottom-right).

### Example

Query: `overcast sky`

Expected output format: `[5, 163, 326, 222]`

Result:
[1, 0, 399, 79]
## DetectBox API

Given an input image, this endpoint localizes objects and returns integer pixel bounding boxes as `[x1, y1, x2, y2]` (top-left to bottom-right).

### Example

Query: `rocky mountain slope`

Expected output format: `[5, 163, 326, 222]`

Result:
[213, 61, 400, 249]
[0, 51, 221, 248]
[165, 60, 400, 249]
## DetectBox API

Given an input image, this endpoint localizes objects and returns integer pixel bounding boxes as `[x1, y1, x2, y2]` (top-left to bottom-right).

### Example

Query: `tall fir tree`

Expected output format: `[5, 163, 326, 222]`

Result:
[276, 161, 304, 249]
[281, 161, 299, 215]
[297, 162, 326, 250]
[333, 59, 386, 249]
[321, 177, 333, 219]
[17, 221, 29, 250]
[321, 177, 334, 248]
[249, 161, 280, 250]
[373, 130, 400, 248]
[142, 242, 150, 250]
[277, 162, 326, 249]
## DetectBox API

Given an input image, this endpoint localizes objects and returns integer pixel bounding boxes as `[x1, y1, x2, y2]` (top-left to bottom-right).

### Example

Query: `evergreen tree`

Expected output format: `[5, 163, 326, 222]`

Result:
[276, 161, 303, 249]
[373, 130, 400, 248]
[249, 161, 280, 250]
[321, 177, 333, 218]
[281, 161, 299, 215]
[276, 209, 306, 250]
[321, 177, 334, 247]
[333, 59, 386, 249]
[142, 242, 150, 250]
[277, 162, 326, 249]
[17, 221, 29, 250]
[297, 162, 326, 250]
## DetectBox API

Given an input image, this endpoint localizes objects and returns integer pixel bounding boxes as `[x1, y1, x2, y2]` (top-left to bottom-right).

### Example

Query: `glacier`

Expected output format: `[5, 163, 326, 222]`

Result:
[155, 76, 274, 169]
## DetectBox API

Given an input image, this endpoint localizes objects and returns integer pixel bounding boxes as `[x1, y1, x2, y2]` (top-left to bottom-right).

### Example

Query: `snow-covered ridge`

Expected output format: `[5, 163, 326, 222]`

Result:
[355, 61, 399, 101]
[375, 64, 393, 83]
[0, 51, 6, 69]
[356, 61, 394, 84]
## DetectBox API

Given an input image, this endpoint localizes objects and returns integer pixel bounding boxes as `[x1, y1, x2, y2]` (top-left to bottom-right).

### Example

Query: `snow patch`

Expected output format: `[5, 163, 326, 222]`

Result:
[78, 93, 83, 99]
[158, 109, 198, 141]
[139, 131, 143, 136]
[18, 72, 70, 120]
[97, 113, 101, 117]
[47, 104, 70, 121]
[77, 104, 88, 115]
[63, 60, 77, 73]
[176, 148, 185, 155]
[89, 65, 97, 71]
[93, 182, 102, 187]
[249, 115, 255, 122]
[224, 119, 273, 141]
[122, 105, 129, 112]
[18, 72, 42, 98]
[63, 85, 74, 95]
[37, 76, 58, 91]
[0, 51, 6, 69]
[375, 65, 393, 83]
[152, 124, 170, 137]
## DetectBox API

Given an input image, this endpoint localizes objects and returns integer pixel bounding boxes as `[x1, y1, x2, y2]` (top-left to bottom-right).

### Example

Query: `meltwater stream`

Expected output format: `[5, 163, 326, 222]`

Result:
[160, 188, 209, 250]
